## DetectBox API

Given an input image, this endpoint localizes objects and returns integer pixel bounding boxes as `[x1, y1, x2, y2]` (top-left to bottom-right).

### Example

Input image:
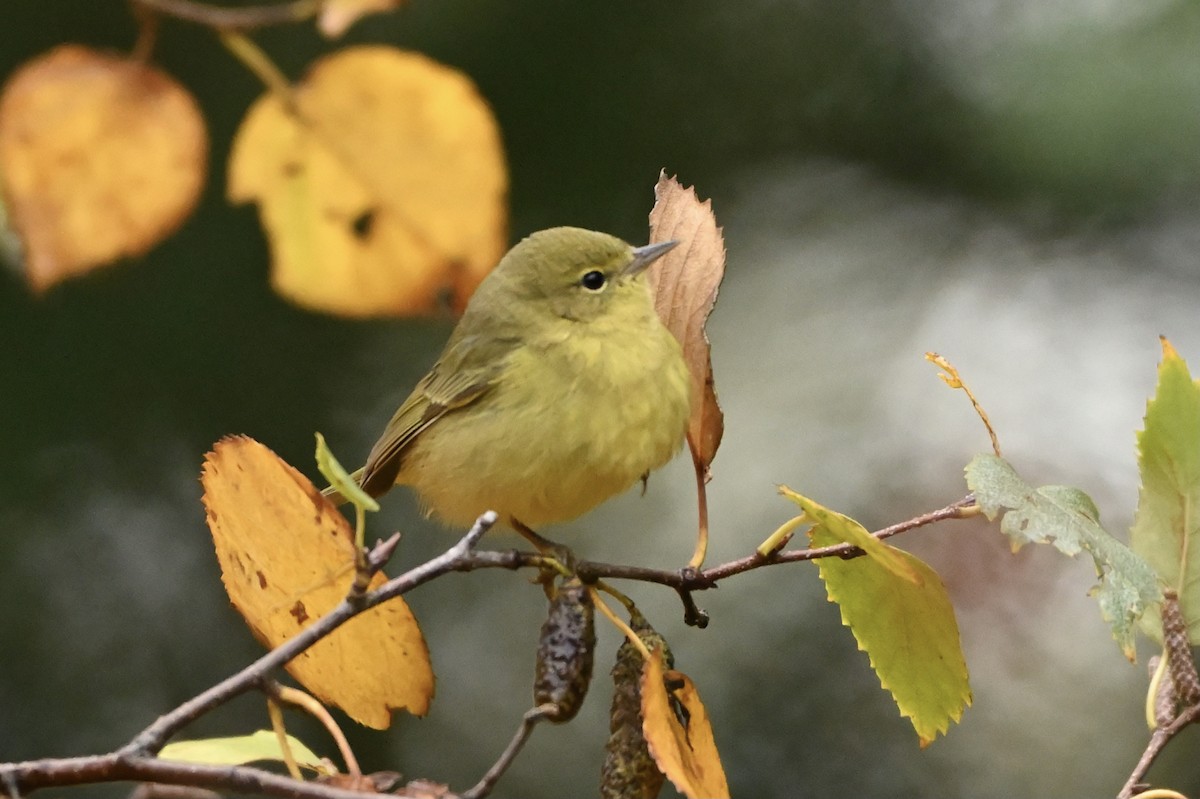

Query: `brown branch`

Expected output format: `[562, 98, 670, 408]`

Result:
[129, 0, 321, 30]
[461, 706, 553, 799]
[2, 497, 976, 799]
[3, 754, 418, 799]
[1118, 700, 1200, 798]
[121, 514, 495, 757]
[576, 494, 976, 591]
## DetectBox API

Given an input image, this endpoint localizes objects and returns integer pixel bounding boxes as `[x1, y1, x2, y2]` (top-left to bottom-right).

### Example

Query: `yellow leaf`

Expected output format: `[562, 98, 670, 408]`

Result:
[201, 436, 433, 728]
[0, 45, 207, 292]
[647, 171, 726, 477]
[318, 0, 405, 37]
[640, 648, 729, 799]
[228, 46, 508, 318]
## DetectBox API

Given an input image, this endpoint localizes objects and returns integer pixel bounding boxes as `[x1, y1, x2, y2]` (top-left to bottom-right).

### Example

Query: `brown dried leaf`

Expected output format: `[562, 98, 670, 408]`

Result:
[201, 436, 433, 728]
[228, 46, 507, 317]
[0, 45, 207, 291]
[640, 648, 729, 799]
[318, 0, 406, 38]
[647, 171, 725, 477]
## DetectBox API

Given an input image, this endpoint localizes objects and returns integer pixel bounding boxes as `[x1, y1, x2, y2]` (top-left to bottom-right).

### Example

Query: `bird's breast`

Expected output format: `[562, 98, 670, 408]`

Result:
[400, 317, 691, 529]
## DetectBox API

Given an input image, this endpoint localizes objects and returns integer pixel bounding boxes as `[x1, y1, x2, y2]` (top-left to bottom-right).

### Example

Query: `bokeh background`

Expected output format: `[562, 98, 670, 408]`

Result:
[4, 1, 1200, 796]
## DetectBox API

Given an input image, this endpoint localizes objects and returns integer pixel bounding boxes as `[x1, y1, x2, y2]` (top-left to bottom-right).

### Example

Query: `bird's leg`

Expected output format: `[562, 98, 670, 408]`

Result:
[511, 518, 576, 574]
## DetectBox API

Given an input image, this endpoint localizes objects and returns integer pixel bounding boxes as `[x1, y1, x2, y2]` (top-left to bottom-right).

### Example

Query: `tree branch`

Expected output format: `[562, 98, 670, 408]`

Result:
[129, 0, 321, 31]
[122, 513, 495, 757]
[2, 497, 977, 799]
[4, 754, 411, 799]
[1118, 700, 1200, 798]
[575, 494, 977, 590]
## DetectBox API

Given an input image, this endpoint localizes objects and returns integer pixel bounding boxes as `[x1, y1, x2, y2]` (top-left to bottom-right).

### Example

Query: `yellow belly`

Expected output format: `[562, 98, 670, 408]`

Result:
[396, 321, 691, 529]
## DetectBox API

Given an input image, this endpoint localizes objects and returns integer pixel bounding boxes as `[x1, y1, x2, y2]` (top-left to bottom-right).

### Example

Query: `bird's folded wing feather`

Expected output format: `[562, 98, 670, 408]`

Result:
[358, 334, 510, 497]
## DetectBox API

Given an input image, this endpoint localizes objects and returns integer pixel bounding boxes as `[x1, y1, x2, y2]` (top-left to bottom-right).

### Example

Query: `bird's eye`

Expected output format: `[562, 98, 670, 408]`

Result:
[580, 270, 607, 291]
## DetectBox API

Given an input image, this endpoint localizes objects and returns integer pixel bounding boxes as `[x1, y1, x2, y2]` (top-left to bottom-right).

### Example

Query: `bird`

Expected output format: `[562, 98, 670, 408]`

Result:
[326, 226, 692, 542]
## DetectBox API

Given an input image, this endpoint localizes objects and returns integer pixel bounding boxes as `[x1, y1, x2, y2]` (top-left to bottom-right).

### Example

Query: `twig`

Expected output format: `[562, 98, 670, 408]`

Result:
[129, 0, 321, 30]
[121, 513, 494, 757]
[576, 495, 977, 590]
[1118, 701, 1200, 798]
[2, 755, 407, 799]
[3, 498, 975, 799]
[461, 706, 552, 799]
[128, 783, 223, 799]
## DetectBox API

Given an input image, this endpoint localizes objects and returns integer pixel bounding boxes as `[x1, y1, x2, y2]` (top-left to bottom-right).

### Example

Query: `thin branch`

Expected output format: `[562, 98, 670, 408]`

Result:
[3, 497, 975, 799]
[2, 754, 419, 799]
[576, 494, 978, 590]
[1119, 700, 1200, 798]
[121, 513, 495, 757]
[130, 0, 321, 30]
[461, 707, 551, 799]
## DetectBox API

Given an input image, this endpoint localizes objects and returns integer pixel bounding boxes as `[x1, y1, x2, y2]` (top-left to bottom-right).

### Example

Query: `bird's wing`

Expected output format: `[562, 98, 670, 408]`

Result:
[358, 334, 509, 497]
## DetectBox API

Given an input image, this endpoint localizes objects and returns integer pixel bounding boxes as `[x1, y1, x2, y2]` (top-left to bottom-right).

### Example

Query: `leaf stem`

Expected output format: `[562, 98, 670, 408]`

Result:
[264, 697, 302, 780]
[218, 31, 295, 109]
[687, 447, 710, 570]
[266, 683, 360, 777]
[591, 587, 652, 661]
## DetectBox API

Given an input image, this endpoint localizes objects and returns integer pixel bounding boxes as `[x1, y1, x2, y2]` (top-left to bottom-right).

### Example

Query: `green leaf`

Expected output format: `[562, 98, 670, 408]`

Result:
[781, 487, 971, 747]
[966, 453, 1161, 658]
[1130, 340, 1200, 642]
[315, 431, 378, 511]
[159, 730, 328, 772]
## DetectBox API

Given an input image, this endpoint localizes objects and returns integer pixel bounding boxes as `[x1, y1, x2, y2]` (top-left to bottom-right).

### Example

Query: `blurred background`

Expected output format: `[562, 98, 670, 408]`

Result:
[3, 0, 1200, 796]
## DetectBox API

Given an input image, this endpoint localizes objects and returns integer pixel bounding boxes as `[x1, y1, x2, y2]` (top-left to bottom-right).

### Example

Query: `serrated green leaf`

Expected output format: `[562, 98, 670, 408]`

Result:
[159, 730, 328, 772]
[782, 487, 971, 746]
[966, 453, 1161, 658]
[1130, 341, 1200, 642]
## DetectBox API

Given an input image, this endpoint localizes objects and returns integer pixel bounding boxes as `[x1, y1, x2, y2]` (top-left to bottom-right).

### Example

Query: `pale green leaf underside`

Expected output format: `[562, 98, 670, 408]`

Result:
[1130, 346, 1200, 641]
[967, 453, 1161, 657]
[159, 730, 327, 772]
[315, 431, 379, 511]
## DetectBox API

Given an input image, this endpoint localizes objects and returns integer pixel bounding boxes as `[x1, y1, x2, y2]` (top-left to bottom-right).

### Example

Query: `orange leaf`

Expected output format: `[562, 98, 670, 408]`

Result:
[640, 647, 729, 799]
[228, 46, 508, 318]
[0, 45, 207, 292]
[647, 171, 725, 478]
[318, 0, 405, 37]
[201, 436, 433, 728]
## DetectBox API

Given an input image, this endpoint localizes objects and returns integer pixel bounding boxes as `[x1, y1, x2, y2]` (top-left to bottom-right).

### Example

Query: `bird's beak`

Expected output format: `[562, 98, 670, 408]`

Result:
[624, 240, 679, 276]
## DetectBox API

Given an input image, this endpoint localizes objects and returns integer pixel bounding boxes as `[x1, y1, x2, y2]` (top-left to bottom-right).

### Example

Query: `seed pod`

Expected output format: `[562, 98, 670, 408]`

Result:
[1161, 585, 1200, 705]
[1162, 589, 1200, 706]
[600, 615, 673, 799]
[533, 579, 596, 723]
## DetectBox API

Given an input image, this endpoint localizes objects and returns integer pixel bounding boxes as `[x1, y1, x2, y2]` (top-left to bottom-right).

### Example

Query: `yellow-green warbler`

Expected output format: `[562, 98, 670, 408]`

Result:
[327, 227, 691, 537]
